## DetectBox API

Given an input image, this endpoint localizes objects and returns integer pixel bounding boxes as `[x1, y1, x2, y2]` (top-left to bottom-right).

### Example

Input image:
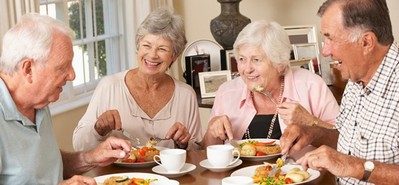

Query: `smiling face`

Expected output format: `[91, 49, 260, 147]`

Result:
[31, 32, 75, 108]
[237, 44, 280, 91]
[320, 3, 366, 82]
[137, 34, 175, 76]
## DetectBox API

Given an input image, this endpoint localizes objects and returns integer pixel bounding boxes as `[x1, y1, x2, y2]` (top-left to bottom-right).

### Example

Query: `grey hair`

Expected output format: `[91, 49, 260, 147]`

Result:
[317, 0, 393, 45]
[135, 8, 187, 59]
[233, 20, 291, 75]
[0, 13, 74, 75]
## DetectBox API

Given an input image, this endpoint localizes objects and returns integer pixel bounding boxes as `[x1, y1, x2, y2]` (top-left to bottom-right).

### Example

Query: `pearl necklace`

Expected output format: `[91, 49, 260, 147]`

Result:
[245, 76, 285, 139]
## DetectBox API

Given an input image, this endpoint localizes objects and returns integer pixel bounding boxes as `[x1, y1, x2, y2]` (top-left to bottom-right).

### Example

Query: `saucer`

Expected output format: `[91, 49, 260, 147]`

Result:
[199, 159, 242, 172]
[152, 163, 196, 178]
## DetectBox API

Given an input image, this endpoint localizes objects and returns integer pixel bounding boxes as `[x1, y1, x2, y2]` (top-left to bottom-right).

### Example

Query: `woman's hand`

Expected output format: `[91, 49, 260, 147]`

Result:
[203, 115, 233, 144]
[166, 122, 191, 148]
[94, 110, 122, 136]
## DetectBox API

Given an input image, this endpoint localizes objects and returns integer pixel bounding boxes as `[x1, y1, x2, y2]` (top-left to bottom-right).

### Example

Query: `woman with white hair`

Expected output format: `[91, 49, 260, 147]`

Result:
[202, 20, 339, 147]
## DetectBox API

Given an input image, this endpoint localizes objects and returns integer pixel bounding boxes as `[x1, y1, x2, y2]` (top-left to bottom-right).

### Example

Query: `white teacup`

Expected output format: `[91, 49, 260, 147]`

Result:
[150, 179, 180, 185]
[153, 149, 186, 173]
[207, 144, 240, 168]
[222, 176, 253, 185]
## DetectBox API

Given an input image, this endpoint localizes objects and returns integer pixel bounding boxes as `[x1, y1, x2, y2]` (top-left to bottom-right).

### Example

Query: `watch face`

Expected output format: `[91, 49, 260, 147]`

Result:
[364, 161, 375, 170]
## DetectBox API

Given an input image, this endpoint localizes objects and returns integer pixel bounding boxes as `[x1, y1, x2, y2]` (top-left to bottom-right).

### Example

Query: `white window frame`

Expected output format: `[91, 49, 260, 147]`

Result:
[38, 0, 127, 115]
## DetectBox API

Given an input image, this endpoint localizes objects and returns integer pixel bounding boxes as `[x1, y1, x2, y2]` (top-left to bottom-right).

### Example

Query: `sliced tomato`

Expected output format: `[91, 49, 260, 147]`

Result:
[132, 178, 144, 185]
[264, 165, 272, 171]
[139, 147, 149, 156]
[255, 151, 266, 156]
[285, 177, 294, 184]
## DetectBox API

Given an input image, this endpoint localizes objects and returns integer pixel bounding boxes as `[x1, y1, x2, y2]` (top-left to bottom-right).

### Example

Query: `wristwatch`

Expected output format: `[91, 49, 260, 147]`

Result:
[362, 160, 375, 181]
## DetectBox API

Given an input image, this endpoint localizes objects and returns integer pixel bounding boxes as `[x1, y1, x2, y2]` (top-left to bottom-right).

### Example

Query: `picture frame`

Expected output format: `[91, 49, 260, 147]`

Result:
[290, 59, 315, 73]
[283, 25, 318, 44]
[220, 49, 239, 78]
[183, 54, 211, 93]
[292, 42, 321, 75]
[198, 70, 232, 98]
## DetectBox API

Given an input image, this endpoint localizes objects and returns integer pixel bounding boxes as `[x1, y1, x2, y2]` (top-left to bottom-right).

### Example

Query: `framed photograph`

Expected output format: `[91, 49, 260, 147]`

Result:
[183, 54, 211, 93]
[220, 49, 239, 78]
[290, 59, 315, 73]
[292, 42, 321, 75]
[283, 25, 318, 44]
[198, 70, 232, 98]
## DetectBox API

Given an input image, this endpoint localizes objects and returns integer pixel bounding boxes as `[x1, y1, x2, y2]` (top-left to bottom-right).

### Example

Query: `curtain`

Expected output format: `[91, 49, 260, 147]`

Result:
[0, 0, 39, 54]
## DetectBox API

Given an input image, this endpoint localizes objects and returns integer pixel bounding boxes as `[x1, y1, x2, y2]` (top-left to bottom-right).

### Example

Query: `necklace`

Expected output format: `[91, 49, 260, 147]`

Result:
[245, 76, 285, 139]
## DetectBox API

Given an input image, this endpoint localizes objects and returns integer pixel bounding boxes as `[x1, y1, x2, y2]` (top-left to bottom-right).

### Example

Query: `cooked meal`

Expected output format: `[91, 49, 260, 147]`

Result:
[117, 140, 160, 163]
[102, 176, 157, 185]
[238, 140, 281, 156]
[253, 158, 311, 185]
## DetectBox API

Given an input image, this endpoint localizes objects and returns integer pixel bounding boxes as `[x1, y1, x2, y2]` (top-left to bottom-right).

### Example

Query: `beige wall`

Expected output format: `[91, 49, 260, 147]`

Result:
[52, 105, 87, 152]
[52, 0, 399, 151]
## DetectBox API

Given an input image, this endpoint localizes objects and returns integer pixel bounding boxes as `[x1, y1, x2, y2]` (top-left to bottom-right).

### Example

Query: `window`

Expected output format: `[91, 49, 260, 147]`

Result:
[39, 0, 126, 115]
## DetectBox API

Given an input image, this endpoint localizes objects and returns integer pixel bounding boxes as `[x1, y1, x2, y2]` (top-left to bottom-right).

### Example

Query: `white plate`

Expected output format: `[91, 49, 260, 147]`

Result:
[95, 172, 168, 184]
[181, 39, 223, 71]
[152, 163, 196, 178]
[231, 164, 320, 185]
[113, 146, 168, 168]
[227, 139, 281, 161]
[199, 159, 242, 172]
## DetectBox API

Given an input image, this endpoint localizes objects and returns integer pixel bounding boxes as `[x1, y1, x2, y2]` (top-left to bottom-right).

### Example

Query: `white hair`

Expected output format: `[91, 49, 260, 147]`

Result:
[0, 13, 74, 75]
[233, 20, 292, 75]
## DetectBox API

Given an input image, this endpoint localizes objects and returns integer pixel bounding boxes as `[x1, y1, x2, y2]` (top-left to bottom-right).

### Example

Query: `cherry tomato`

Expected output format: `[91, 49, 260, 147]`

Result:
[139, 147, 149, 156]
[256, 151, 266, 156]
[285, 177, 294, 184]
[264, 165, 272, 171]
[136, 158, 145, 163]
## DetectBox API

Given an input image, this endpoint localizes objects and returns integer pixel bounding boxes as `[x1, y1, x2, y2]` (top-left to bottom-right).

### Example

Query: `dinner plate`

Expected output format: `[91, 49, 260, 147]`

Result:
[152, 163, 196, 178]
[231, 164, 320, 185]
[113, 146, 168, 168]
[199, 159, 242, 172]
[226, 138, 281, 161]
[181, 39, 223, 71]
[95, 172, 169, 184]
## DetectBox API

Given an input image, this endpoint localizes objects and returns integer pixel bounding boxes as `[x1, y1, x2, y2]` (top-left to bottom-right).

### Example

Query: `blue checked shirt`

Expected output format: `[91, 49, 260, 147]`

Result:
[336, 42, 399, 185]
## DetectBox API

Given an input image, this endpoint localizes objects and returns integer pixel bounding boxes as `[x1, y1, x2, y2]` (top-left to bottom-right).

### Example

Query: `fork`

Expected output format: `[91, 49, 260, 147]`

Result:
[150, 136, 170, 143]
[253, 87, 278, 105]
[268, 154, 288, 177]
[120, 129, 141, 149]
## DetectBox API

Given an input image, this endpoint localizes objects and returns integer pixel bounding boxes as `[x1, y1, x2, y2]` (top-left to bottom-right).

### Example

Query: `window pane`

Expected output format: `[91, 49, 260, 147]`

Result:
[93, 0, 104, 35]
[68, 0, 86, 38]
[95, 40, 107, 77]
[72, 45, 88, 86]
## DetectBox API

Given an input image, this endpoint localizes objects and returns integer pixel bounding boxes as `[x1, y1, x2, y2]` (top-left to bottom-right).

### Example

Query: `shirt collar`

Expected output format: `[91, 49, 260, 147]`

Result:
[362, 42, 399, 97]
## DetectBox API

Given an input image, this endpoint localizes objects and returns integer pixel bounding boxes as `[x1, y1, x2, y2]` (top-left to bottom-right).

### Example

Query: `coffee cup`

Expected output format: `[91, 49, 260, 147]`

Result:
[153, 149, 186, 173]
[150, 179, 180, 185]
[207, 144, 240, 168]
[222, 176, 253, 185]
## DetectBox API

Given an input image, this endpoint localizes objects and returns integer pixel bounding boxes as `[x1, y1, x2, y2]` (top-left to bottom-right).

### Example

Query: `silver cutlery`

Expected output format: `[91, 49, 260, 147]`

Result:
[253, 86, 278, 105]
[120, 129, 141, 149]
[150, 136, 170, 143]
[227, 139, 240, 148]
[268, 154, 288, 177]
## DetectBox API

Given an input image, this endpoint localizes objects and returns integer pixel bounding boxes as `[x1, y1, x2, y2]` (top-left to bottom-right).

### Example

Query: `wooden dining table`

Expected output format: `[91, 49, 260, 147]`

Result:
[85, 150, 336, 185]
